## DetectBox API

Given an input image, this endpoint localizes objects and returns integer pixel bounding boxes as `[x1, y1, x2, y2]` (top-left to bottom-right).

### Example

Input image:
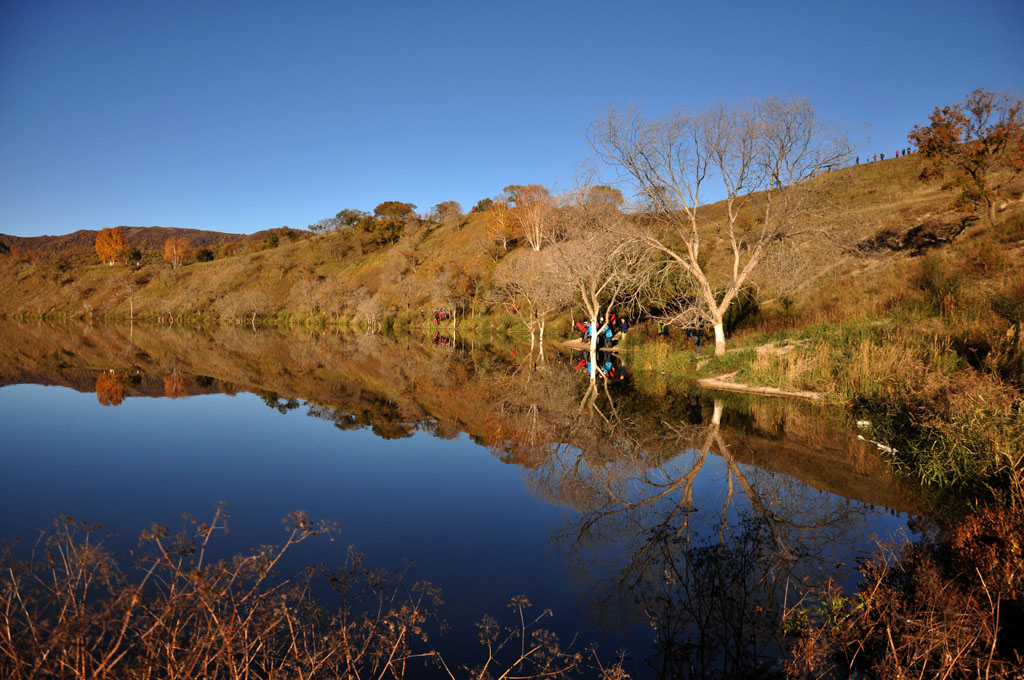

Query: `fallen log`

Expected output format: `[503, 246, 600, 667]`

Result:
[696, 374, 825, 400]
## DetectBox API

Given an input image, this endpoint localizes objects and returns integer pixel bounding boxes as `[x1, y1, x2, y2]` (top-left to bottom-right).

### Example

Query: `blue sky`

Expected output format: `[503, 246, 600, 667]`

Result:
[1, 0, 1022, 237]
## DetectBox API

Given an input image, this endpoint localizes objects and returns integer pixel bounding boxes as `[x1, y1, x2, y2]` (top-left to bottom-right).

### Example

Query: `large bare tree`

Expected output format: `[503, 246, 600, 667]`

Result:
[550, 190, 653, 362]
[590, 97, 850, 355]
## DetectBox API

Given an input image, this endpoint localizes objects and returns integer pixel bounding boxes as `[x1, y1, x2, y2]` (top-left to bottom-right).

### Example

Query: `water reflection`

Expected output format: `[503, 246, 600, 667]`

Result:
[0, 321, 930, 678]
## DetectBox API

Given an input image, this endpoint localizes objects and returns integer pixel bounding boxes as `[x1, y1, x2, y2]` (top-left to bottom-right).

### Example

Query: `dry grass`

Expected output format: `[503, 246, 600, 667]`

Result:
[1, 508, 611, 680]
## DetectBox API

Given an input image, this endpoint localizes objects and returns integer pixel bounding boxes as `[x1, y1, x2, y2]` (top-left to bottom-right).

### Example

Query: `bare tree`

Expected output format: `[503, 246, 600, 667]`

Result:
[493, 251, 571, 352]
[551, 189, 653, 364]
[507, 184, 553, 251]
[590, 97, 850, 355]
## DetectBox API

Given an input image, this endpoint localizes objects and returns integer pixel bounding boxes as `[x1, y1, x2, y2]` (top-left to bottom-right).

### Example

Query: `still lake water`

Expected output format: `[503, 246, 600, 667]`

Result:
[0, 322, 929, 678]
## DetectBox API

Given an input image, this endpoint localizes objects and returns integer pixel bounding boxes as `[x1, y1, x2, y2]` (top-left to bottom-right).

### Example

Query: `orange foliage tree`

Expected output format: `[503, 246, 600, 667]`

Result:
[95, 227, 127, 265]
[909, 88, 1024, 225]
[163, 237, 192, 268]
[485, 196, 516, 254]
[95, 371, 125, 406]
[163, 371, 188, 398]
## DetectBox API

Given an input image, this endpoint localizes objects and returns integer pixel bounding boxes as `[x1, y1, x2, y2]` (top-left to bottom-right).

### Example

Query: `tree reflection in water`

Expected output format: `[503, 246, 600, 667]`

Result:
[0, 322, 922, 678]
[514, 360, 869, 679]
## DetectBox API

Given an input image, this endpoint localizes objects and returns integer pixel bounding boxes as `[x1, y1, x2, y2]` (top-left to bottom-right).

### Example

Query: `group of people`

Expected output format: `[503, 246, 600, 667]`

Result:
[574, 313, 629, 349]
[856, 147, 913, 164]
[431, 308, 451, 324]
[573, 354, 628, 381]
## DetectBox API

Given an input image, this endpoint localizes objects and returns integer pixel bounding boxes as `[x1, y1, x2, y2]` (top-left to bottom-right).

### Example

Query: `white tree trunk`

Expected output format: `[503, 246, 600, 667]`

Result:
[713, 322, 726, 356]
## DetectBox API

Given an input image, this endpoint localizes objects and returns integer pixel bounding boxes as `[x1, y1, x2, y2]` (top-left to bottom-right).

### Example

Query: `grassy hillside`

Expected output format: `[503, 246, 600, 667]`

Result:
[1, 155, 1016, 325]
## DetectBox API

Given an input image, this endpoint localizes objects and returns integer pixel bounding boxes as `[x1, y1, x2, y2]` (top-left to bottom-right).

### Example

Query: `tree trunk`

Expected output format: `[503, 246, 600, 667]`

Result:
[713, 322, 726, 356]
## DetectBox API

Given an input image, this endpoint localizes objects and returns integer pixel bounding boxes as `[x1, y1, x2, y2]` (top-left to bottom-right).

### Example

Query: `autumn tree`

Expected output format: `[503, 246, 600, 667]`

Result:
[373, 201, 416, 221]
[163, 236, 192, 268]
[484, 194, 516, 256]
[430, 200, 463, 223]
[909, 88, 1024, 225]
[95, 227, 127, 265]
[429, 262, 478, 328]
[590, 97, 850, 355]
[583, 184, 624, 209]
[95, 371, 125, 406]
[163, 370, 188, 398]
[367, 201, 416, 245]
[506, 184, 553, 251]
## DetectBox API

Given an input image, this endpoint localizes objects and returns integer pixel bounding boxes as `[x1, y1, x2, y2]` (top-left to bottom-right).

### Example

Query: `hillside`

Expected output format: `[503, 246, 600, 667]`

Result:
[0, 226, 256, 263]
[0, 154, 1021, 329]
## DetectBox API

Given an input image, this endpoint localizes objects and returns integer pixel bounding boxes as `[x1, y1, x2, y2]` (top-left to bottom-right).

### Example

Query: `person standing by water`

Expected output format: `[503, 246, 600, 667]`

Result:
[687, 327, 704, 356]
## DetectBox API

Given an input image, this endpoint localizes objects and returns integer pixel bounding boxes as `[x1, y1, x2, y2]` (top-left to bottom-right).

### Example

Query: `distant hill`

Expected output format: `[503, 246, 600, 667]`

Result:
[0, 226, 254, 261]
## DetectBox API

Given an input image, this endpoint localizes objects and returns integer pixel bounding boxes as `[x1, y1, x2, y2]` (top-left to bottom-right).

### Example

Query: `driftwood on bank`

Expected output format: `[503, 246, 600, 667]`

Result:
[696, 373, 825, 400]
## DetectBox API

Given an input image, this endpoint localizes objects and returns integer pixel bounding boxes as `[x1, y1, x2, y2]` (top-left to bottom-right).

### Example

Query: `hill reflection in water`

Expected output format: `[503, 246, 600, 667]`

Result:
[0, 322, 929, 679]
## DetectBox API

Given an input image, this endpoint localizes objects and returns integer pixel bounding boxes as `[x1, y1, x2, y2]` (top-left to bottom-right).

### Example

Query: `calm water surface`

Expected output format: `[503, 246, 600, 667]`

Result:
[0, 323, 930, 678]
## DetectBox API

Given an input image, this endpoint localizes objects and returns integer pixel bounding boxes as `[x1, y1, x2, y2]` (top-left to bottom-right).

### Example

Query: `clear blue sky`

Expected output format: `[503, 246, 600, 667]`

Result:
[2, 0, 1022, 237]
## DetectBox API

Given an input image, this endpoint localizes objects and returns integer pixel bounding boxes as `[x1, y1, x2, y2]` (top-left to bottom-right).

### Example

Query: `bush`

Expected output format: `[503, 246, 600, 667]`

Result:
[913, 252, 963, 315]
[195, 248, 214, 262]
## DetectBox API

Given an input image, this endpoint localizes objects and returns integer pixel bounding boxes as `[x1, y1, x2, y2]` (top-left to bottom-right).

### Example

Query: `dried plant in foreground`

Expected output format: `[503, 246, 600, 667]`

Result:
[0, 506, 619, 679]
[783, 508, 1024, 679]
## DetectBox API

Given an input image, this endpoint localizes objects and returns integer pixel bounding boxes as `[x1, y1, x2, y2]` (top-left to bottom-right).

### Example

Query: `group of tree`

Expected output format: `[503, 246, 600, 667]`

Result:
[488, 88, 1020, 359]
[308, 201, 422, 247]
[96, 227, 198, 268]
[86, 87, 1021, 361]
[488, 96, 851, 357]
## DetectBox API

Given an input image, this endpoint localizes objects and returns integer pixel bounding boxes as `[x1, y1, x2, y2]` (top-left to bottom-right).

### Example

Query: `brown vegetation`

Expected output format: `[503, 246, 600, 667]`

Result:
[0, 508, 600, 679]
[785, 507, 1024, 678]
